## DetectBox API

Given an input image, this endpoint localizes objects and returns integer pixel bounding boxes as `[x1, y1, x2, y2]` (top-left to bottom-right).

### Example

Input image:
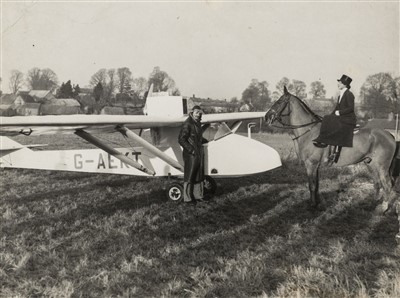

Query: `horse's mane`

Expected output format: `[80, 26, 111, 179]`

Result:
[289, 94, 323, 122]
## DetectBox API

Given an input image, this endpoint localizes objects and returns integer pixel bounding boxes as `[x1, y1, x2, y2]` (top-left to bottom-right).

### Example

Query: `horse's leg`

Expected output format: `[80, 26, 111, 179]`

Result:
[305, 161, 320, 208]
[368, 161, 395, 213]
[379, 168, 396, 213]
[396, 201, 400, 243]
[365, 163, 382, 201]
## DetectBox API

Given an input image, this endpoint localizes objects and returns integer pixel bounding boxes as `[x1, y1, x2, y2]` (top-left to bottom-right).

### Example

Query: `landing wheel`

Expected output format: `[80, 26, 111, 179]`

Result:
[166, 183, 184, 202]
[204, 175, 217, 196]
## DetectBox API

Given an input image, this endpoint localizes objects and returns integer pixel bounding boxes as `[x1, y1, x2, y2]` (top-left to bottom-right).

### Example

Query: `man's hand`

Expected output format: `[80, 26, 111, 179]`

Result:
[335, 111, 340, 116]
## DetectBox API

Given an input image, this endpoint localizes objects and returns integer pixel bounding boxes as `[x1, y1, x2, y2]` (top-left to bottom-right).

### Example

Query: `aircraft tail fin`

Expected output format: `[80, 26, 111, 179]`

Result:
[147, 83, 154, 98]
[0, 136, 36, 160]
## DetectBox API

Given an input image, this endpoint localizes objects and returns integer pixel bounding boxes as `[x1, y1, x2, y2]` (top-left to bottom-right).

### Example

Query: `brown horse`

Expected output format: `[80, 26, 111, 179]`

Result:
[265, 87, 400, 239]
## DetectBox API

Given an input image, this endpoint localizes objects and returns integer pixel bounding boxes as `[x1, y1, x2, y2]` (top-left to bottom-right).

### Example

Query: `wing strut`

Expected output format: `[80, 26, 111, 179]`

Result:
[116, 125, 184, 172]
[75, 129, 155, 176]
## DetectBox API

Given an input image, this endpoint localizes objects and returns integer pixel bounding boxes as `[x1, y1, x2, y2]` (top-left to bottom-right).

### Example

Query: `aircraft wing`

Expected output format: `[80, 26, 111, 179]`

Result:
[0, 115, 185, 136]
[0, 112, 266, 136]
[201, 112, 265, 124]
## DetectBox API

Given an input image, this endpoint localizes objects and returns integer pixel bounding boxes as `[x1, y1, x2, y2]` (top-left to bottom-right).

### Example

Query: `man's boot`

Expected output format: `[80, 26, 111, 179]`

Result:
[186, 183, 196, 204]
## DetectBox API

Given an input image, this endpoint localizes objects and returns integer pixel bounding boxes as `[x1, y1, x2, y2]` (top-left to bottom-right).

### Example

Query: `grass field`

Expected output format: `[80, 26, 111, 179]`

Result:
[1, 132, 400, 297]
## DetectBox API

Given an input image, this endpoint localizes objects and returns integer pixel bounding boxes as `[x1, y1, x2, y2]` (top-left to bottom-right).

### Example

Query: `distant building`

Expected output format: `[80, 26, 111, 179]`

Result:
[0, 94, 17, 116]
[27, 90, 55, 103]
[1, 93, 38, 116]
[15, 103, 41, 116]
[41, 98, 82, 115]
[13, 93, 36, 107]
[100, 106, 125, 115]
[192, 97, 239, 113]
[0, 94, 17, 110]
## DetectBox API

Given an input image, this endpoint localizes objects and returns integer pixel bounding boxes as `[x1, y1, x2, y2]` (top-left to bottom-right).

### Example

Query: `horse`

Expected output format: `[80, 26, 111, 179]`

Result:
[265, 87, 400, 239]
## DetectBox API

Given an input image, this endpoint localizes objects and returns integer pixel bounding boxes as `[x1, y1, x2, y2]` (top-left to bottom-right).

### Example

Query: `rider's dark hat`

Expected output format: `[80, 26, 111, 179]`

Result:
[337, 74, 352, 86]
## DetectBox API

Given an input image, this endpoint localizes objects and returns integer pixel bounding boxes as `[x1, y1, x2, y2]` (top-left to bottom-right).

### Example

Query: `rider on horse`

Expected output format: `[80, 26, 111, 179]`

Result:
[313, 74, 357, 163]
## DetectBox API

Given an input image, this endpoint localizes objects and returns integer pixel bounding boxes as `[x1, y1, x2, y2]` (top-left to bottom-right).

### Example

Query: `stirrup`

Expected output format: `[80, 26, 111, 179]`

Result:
[313, 142, 328, 148]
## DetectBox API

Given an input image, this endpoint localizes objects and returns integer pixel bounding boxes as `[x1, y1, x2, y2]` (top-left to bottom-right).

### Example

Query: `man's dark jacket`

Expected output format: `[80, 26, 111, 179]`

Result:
[178, 115, 208, 183]
[314, 89, 357, 147]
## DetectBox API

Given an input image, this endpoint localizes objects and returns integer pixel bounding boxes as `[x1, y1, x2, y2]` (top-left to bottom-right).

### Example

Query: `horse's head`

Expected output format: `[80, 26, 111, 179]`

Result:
[265, 86, 322, 128]
[265, 86, 292, 126]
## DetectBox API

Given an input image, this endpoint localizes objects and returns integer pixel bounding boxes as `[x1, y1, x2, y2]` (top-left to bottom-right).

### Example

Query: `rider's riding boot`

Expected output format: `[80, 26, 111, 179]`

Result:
[334, 146, 342, 163]
[328, 146, 342, 165]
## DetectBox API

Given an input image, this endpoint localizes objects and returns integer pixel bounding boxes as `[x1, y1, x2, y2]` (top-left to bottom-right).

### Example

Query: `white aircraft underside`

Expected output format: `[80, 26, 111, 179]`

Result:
[0, 134, 280, 177]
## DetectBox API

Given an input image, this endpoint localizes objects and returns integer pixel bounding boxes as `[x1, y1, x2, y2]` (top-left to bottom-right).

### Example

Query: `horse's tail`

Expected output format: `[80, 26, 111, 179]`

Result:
[389, 140, 400, 184]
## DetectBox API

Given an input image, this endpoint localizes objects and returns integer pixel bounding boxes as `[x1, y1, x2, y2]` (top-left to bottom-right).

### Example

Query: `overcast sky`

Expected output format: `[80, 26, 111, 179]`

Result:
[1, 1, 399, 100]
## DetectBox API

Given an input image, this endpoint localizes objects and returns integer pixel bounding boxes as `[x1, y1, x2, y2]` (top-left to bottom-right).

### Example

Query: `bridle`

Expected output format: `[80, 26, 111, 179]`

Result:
[267, 94, 322, 140]
[268, 94, 322, 129]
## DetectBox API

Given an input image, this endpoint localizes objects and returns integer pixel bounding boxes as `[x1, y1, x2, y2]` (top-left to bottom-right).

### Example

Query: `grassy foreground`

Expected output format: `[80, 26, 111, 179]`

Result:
[1, 132, 399, 297]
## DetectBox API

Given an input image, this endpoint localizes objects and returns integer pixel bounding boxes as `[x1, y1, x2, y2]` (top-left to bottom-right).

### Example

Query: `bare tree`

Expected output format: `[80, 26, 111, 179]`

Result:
[148, 66, 180, 95]
[26, 67, 58, 91]
[89, 69, 108, 87]
[360, 72, 397, 117]
[26, 67, 42, 90]
[241, 79, 271, 111]
[292, 80, 307, 98]
[275, 77, 292, 96]
[9, 70, 24, 94]
[89, 69, 117, 102]
[275, 77, 307, 98]
[116, 67, 133, 94]
[309, 81, 327, 99]
[131, 77, 148, 103]
[40, 68, 58, 91]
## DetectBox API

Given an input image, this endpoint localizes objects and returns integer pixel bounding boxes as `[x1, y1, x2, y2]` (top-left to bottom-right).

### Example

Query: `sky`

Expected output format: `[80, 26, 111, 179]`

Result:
[1, 1, 399, 100]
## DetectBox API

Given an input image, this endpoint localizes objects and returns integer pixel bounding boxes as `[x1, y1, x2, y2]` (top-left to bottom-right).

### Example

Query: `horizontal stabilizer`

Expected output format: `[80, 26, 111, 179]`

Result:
[0, 136, 34, 159]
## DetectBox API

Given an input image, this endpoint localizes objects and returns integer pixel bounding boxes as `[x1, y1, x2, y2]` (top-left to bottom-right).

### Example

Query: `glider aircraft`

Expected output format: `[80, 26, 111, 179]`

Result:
[0, 89, 281, 201]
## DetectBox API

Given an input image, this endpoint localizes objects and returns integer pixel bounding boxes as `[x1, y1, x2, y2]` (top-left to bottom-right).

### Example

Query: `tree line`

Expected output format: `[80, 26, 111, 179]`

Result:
[4, 66, 179, 104]
[2, 67, 399, 118]
[239, 74, 400, 118]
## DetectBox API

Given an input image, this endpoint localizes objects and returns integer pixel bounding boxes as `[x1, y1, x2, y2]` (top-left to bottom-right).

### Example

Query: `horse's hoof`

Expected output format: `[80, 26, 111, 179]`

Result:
[309, 203, 324, 212]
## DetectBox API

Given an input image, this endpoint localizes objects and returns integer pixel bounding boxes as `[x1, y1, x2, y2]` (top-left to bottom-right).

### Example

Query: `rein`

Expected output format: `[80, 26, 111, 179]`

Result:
[272, 120, 320, 130]
[290, 122, 319, 141]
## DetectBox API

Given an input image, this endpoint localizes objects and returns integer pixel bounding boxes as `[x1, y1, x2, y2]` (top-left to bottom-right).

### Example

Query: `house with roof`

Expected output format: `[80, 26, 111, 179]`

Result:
[15, 103, 42, 116]
[40, 98, 82, 115]
[28, 90, 55, 103]
[0, 94, 16, 109]
[13, 93, 41, 116]
[0, 94, 17, 116]
[13, 93, 36, 107]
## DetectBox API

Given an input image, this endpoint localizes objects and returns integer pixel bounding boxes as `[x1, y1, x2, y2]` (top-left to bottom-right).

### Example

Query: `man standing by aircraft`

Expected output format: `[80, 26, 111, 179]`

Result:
[178, 105, 208, 204]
